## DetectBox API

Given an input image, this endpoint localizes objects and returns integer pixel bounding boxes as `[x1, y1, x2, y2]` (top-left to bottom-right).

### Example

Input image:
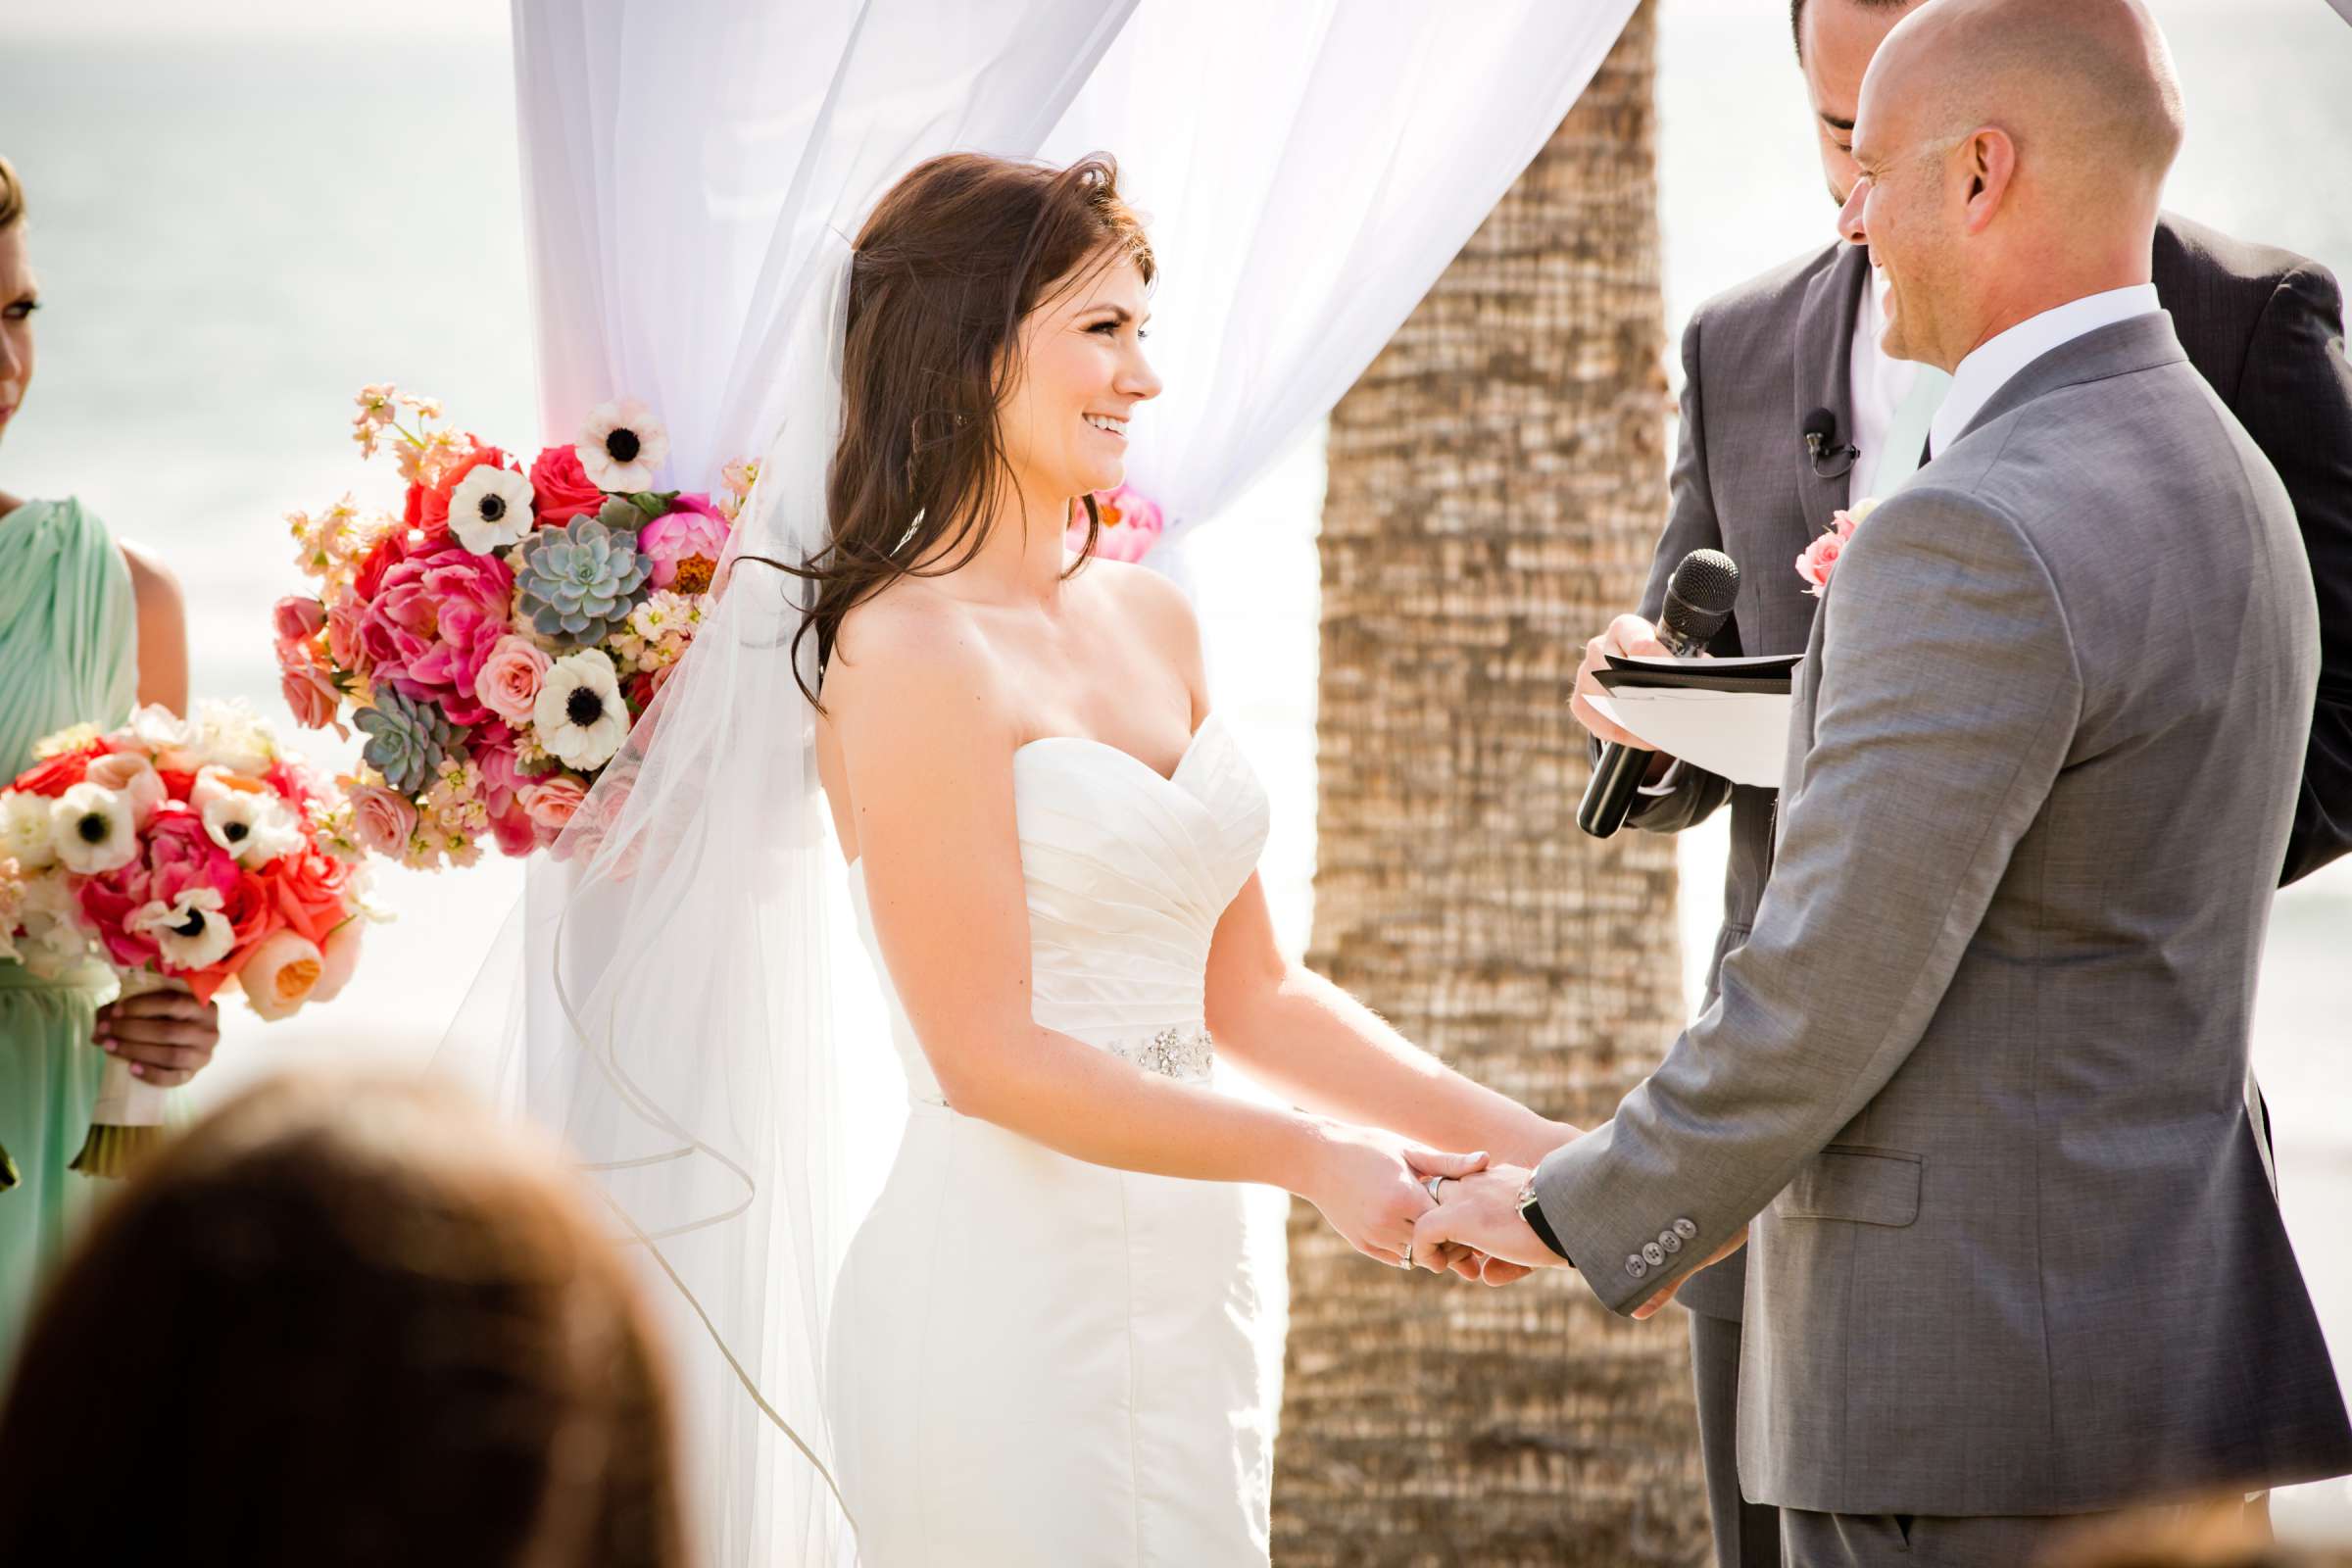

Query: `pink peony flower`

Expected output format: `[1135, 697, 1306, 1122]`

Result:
[78, 808, 240, 969]
[639, 495, 730, 591]
[348, 782, 419, 858]
[518, 774, 588, 836]
[528, 443, 607, 526]
[1066, 483, 1165, 564]
[358, 544, 516, 725]
[475, 635, 551, 727]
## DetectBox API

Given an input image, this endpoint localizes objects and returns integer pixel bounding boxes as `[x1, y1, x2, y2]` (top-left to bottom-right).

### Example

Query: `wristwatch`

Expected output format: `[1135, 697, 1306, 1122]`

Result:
[1516, 1176, 1571, 1263]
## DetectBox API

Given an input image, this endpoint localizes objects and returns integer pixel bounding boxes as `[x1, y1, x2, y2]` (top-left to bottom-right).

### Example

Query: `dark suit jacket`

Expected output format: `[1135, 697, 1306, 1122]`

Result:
[1629, 213, 2352, 1323]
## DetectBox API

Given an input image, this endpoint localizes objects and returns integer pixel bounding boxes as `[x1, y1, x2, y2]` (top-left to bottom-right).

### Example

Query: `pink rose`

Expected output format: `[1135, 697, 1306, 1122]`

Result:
[1066, 483, 1165, 564]
[280, 664, 346, 734]
[528, 443, 607, 526]
[639, 495, 730, 591]
[475, 635, 551, 727]
[326, 595, 368, 671]
[349, 783, 418, 858]
[273, 595, 326, 647]
[358, 544, 515, 725]
[1795, 510, 1861, 600]
[518, 774, 588, 835]
[488, 802, 539, 858]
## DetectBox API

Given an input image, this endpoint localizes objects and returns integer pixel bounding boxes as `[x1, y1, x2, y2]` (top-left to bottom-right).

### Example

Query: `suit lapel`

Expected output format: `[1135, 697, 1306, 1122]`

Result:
[1771, 245, 1873, 653]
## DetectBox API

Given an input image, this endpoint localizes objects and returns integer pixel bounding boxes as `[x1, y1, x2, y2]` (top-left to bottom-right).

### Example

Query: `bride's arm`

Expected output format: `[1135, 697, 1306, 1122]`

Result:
[1203, 880, 1578, 1173]
[829, 603, 1470, 1265]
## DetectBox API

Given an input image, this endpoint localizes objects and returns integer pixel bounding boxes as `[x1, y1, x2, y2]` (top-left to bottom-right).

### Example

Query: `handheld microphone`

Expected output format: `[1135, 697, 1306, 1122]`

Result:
[1802, 407, 1859, 479]
[1577, 549, 1741, 840]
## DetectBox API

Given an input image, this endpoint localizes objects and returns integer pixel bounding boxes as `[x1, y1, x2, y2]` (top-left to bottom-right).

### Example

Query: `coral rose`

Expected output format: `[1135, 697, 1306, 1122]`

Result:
[518, 774, 588, 836]
[528, 443, 607, 526]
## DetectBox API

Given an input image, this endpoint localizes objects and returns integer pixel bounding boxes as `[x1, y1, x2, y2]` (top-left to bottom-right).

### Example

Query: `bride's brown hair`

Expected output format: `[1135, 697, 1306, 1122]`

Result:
[759, 151, 1153, 709]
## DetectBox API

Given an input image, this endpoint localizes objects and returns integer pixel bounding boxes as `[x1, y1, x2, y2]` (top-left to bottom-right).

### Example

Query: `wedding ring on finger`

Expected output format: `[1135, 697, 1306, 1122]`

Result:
[1401, 1244, 1414, 1270]
[1424, 1174, 1446, 1204]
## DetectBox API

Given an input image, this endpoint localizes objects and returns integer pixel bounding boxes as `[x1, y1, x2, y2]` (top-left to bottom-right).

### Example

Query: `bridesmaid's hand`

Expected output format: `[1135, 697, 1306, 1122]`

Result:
[94, 990, 220, 1088]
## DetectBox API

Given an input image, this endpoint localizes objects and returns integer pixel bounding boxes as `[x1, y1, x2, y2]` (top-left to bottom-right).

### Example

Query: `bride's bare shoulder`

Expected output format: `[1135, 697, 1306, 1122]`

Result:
[1083, 558, 1203, 676]
[825, 579, 1009, 741]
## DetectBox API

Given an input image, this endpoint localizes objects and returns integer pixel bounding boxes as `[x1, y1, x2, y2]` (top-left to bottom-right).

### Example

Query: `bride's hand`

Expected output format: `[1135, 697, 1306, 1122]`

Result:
[1298, 1122, 1487, 1268]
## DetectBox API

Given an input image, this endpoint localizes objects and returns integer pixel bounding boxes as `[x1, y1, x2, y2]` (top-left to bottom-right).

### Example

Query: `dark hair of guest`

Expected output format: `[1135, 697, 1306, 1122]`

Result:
[0, 1068, 690, 1568]
[748, 150, 1154, 710]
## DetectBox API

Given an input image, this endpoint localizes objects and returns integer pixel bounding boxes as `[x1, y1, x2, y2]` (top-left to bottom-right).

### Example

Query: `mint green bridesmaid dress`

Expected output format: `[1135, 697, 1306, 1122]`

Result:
[0, 497, 138, 1379]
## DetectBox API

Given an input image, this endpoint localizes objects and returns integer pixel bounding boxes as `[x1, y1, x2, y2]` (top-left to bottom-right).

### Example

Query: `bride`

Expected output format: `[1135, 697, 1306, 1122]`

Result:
[774, 152, 1574, 1564]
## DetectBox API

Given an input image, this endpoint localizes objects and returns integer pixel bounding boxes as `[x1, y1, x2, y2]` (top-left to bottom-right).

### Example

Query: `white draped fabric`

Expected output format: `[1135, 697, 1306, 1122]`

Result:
[475, 2, 1638, 1563]
[1043, 0, 1639, 551]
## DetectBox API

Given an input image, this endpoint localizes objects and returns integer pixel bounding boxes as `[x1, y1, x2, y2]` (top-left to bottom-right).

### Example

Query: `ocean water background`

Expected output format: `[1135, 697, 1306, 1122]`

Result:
[6, 0, 2349, 1532]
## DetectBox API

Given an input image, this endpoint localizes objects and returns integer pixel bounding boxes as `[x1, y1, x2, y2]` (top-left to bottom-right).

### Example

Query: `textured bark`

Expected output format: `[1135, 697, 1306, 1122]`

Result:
[1274, 7, 1707, 1563]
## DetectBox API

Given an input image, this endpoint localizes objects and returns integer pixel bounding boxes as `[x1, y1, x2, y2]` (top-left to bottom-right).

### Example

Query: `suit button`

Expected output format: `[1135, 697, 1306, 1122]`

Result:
[1642, 1242, 1666, 1267]
[1626, 1254, 1649, 1280]
[1673, 1217, 1698, 1240]
[1659, 1229, 1684, 1255]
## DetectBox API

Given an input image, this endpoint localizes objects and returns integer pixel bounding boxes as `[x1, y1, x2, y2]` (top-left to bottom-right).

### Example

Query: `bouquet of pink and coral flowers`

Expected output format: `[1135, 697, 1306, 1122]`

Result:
[0, 703, 375, 1175]
[276, 386, 757, 869]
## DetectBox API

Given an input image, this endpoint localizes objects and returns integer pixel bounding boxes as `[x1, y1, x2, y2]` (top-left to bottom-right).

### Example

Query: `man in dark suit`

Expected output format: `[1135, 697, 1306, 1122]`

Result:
[1566, 3, 2352, 1564]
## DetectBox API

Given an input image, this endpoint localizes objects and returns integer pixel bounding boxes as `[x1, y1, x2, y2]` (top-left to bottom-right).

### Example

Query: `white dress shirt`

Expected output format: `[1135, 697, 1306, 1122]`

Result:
[1929, 283, 2164, 460]
[1850, 262, 1929, 496]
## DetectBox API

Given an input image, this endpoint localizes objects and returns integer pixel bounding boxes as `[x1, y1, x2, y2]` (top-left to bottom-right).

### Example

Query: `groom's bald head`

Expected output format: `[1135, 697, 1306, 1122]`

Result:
[1877, 0, 2183, 205]
[1839, 0, 2183, 368]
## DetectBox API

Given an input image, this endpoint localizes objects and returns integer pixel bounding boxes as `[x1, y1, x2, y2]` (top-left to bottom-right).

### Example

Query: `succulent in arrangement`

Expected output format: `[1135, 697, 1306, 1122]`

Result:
[356, 687, 463, 796]
[512, 508, 656, 647]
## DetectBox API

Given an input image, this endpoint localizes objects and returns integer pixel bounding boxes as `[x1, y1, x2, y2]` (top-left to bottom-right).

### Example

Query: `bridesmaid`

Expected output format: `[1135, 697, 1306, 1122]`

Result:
[0, 153, 220, 1372]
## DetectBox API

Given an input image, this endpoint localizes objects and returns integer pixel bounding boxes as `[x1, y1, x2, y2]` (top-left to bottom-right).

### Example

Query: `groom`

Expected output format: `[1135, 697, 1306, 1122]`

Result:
[1562, 0, 2352, 1561]
[1418, 0, 2352, 1561]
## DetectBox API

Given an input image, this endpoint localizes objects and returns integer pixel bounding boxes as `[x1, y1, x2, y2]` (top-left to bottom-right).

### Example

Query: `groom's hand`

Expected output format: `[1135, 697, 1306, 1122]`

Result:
[1571, 613, 1672, 752]
[1409, 1165, 1566, 1277]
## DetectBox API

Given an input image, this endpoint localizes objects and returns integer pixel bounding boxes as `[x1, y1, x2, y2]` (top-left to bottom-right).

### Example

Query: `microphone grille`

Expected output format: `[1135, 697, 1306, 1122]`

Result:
[1660, 549, 1740, 644]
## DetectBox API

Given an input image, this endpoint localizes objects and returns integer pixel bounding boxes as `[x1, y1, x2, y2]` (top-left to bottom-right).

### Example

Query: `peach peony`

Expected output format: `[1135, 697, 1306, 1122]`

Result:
[237, 928, 325, 1021]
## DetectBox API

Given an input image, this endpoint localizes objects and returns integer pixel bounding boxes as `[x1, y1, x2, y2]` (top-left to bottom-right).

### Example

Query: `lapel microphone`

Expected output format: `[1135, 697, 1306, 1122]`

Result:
[1803, 407, 1859, 479]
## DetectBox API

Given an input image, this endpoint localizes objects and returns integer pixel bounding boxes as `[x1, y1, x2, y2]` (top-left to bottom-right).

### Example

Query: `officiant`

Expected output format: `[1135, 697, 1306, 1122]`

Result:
[1565, 3, 2352, 1565]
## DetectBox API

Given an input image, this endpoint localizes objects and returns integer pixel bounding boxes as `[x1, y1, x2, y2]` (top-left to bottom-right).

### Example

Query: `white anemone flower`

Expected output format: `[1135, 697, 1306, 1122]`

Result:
[196, 778, 304, 867]
[575, 399, 670, 492]
[2, 791, 59, 871]
[532, 649, 629, 771]
[128, 886, 235, 971]
[51, 782, 139, 875]
[449, 465, 538, 554]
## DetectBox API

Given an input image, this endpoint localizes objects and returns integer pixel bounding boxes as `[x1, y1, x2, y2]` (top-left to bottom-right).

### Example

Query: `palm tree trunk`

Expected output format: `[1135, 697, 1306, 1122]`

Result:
[1273, 6, 1706, 1563]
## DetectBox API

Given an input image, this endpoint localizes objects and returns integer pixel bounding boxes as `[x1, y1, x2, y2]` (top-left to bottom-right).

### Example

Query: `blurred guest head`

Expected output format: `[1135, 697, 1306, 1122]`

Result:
[0, 153, 35, 447]
[0, 1068, 688, 1568]
[1791, 0, 1921, 205]
[1836, 0, 2184, 370]
[774, 151, 1159, 708]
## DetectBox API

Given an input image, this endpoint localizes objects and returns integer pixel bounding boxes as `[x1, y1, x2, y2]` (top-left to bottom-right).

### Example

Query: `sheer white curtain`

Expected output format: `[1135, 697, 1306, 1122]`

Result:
[1043, 0, 1639, 550]
[482, 5, 1137, 1565]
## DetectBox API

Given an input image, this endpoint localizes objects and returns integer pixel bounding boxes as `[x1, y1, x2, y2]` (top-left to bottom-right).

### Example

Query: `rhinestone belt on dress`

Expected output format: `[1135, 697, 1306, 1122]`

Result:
[915, 1024, 1215, 1108]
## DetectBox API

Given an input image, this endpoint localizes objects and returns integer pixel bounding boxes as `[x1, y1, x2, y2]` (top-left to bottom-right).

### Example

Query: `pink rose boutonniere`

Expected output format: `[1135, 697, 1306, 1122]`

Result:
[1795, 495, 1882, 599]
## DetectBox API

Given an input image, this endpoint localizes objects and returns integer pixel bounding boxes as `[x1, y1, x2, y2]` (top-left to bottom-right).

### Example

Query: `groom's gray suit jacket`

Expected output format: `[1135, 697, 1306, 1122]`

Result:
[1535, 313, 2352, 1515]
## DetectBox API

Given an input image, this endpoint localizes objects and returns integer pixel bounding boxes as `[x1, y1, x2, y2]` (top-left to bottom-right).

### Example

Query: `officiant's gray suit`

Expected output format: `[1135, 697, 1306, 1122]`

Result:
[1616, 217, 2352, 1567]
[1535, 311, 2352, 1532]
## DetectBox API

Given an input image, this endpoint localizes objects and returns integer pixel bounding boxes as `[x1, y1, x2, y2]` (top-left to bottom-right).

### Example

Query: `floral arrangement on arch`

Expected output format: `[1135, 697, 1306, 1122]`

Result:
[0, 704, 374, 1174]
[276, 387, 757, 869]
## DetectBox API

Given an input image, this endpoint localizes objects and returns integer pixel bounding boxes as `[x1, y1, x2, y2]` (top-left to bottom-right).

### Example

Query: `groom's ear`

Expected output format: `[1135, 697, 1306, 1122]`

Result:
[1960, 127, 2017, 235]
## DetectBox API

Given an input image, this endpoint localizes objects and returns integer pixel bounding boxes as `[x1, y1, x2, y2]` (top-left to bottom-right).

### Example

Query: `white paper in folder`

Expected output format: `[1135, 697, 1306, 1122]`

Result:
[1589, 654, 1803, 790]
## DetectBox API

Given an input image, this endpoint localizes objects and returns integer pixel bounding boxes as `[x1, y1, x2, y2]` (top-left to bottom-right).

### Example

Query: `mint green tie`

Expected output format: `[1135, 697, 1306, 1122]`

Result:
[1867, 366, 1951, 497]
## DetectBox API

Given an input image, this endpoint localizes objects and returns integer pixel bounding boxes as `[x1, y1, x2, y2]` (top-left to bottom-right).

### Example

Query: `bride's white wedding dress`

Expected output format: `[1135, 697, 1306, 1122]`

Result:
[826, 711, 1280, 1566]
